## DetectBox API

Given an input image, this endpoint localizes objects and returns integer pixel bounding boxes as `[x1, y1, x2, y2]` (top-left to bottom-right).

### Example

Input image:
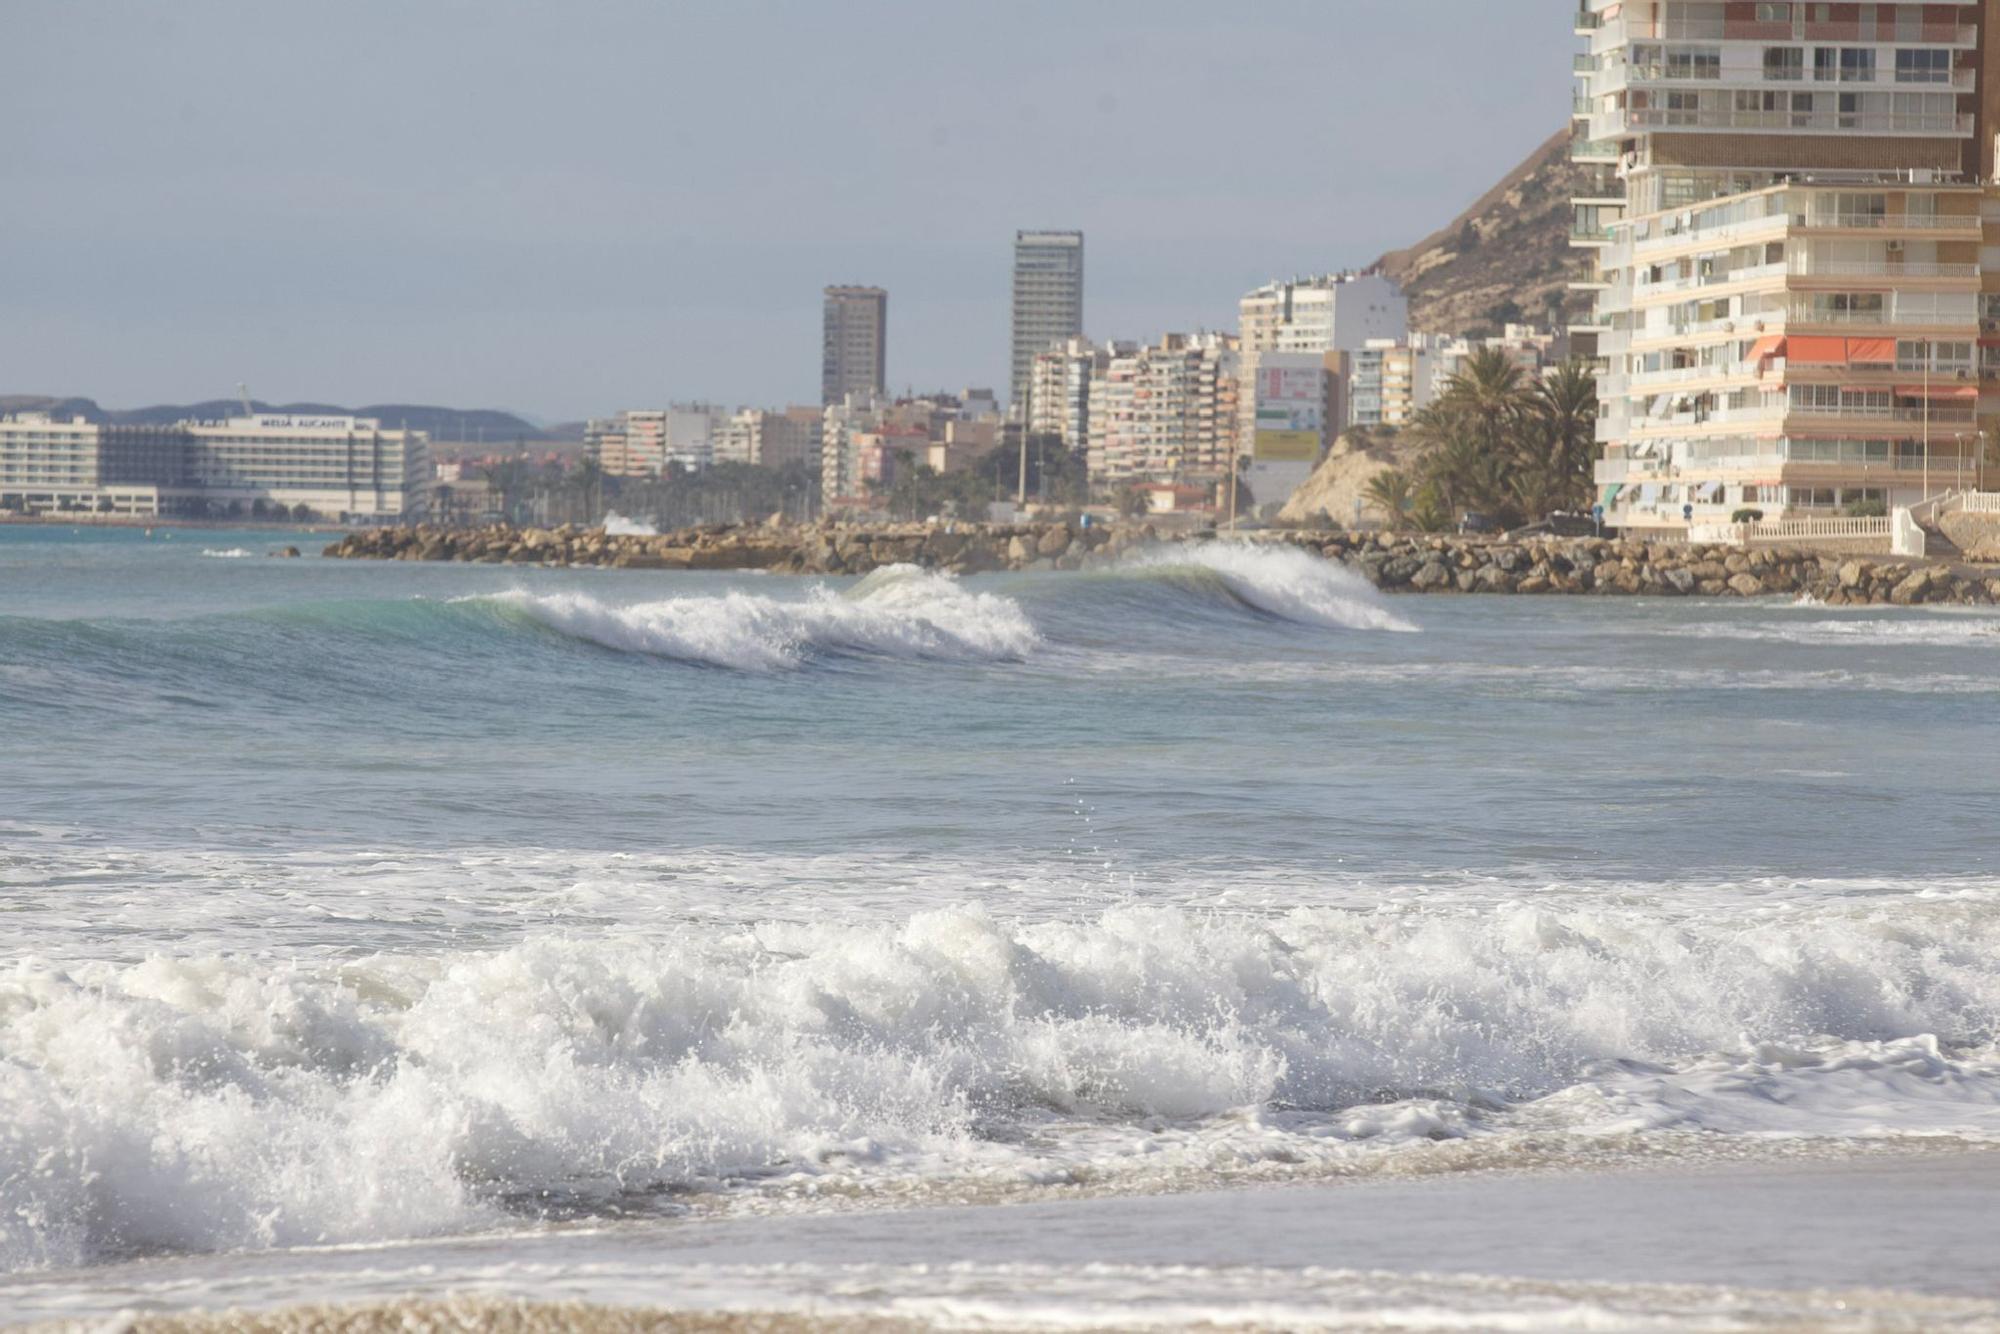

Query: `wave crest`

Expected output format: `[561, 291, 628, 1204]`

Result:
[1113, 543, 1417, 633]
[483, 566, 1038, 670]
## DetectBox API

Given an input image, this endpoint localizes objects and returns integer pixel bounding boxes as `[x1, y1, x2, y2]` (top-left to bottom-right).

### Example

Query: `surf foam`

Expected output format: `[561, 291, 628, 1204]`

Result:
[482, 566, 1038, 670]
[5, 892, 1997, 1271]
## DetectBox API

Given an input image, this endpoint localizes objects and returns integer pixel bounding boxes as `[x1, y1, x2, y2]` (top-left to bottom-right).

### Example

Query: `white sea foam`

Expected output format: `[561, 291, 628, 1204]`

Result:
[198, 548, 254, 559]
[483, 566, 1038, 669]
[1117, 543, 1418, 633]
[1653, 610, 2000, 649]
[4, 892, 1997, 1272]
[600, 513, 658, 537]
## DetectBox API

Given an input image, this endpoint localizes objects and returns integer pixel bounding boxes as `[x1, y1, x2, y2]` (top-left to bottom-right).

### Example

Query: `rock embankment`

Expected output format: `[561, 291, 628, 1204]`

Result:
[1306, 531, 1996, 606]
[323, 520, 1122, 575]
[325, 523, 2000, 605]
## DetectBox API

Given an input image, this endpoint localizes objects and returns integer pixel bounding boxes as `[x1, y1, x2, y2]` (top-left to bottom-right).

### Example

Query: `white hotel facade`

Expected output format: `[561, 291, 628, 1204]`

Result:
[1571, 0, 2000, 534]
[0, 412, 431, 520]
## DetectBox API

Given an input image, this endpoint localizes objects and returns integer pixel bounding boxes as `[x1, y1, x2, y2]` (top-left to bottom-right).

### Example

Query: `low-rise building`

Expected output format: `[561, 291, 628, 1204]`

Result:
[0, 411, 429, 520]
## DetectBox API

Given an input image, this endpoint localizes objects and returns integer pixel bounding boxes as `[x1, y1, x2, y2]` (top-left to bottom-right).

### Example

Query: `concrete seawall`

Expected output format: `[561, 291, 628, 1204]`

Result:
[324, 522, 2000, 606]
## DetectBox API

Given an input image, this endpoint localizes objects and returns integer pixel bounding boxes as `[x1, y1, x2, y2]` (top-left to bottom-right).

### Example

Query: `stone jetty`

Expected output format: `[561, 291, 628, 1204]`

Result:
[324, 521, 2000, 606]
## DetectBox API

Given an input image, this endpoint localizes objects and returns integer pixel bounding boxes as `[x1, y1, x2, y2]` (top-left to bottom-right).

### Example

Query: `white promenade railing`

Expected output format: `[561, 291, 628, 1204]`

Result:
[1689, 516, 1894, 549]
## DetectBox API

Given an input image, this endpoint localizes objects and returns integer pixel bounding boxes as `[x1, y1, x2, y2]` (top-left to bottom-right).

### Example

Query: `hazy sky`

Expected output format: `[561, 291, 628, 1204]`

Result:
[5, 1, 1572, 421]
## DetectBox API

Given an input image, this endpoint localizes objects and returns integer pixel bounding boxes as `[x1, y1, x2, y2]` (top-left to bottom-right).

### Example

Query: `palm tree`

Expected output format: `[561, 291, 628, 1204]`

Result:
[1524, 360, 1599, 515]
[1362, 468, 1415, 525]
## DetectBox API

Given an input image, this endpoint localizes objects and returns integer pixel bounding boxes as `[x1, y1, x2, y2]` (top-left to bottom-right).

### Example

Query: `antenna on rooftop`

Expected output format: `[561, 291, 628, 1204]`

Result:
[237, 382, 254, 416]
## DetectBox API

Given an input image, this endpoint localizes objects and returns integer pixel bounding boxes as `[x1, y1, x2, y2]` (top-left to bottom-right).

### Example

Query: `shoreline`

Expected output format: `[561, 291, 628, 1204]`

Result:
[323, 520, 2000, 606]
[13, 1148, 2000, 1331]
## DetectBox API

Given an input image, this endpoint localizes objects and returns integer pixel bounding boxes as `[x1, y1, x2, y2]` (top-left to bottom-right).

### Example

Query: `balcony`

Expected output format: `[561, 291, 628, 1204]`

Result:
[1787, 304, 1975, 327]
[1787, 259, 1978, 280]
[1795, 212, 1983, 234]
[1623, 109, 1973, 137]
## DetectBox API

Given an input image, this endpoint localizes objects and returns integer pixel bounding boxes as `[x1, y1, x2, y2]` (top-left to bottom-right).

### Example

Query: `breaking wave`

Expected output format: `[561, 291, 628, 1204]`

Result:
[1109, 543, 1418, 633]
[198, 548, 254, 559]
[4, 890, 1997, 1271]
[483, 566, 1039, 670]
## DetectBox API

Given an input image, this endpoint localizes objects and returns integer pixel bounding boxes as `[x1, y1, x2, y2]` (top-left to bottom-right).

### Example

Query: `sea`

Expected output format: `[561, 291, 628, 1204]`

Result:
[3, 524, 1999, 1329]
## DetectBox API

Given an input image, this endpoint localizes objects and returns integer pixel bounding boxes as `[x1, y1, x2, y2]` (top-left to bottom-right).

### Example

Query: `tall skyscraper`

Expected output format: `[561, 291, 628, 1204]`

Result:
[1010, 230, 1085, 412]
[822, 286, 888, 407]
[1571, 0, 2000, 536]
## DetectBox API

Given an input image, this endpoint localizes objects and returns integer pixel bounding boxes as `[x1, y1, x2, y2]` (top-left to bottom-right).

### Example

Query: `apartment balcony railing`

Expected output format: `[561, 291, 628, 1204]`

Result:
[1571, 224, 1618, 243]
[1796, 212, 1982, 232]
[1628, 362, 1758, 390]
[1637, 260, 1788, 297]
[1571, 137, 1622, 162]
[1624, 109, 1972, 136]
[1619, 18, 1973, 44]
[1788, 403, 1977, 424]
[1788, 259, 1978, 279]
[1787, 305, 1975, 326]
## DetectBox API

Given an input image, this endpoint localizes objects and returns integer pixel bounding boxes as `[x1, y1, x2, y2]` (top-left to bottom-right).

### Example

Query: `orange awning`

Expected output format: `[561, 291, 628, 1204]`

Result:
[1747, 334, 1786, 362]
[1788, 336, 1850, 365]
[1846, 337, 1896, 365]
[1895, 384, 1980, 400]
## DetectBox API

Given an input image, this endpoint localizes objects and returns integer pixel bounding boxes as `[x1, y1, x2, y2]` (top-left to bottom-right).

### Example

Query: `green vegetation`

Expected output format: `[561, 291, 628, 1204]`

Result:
[1369, 350, 1599, 532]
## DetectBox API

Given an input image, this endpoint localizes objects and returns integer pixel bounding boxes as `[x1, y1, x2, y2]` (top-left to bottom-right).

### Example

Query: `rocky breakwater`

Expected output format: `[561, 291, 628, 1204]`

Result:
[1295, 531, 2000, 606]
[322, 520, 1125, 575]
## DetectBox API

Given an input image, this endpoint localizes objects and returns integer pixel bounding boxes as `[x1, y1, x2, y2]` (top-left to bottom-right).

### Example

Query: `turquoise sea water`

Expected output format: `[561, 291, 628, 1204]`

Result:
[3, 524, 1999, 1277]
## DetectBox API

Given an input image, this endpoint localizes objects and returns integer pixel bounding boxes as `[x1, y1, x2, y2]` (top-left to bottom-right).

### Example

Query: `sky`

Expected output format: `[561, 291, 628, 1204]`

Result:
[3, 1, 1574, 422]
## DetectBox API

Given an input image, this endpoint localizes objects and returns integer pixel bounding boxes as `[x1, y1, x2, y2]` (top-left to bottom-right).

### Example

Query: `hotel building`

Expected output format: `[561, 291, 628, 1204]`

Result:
[0, 411, 430, 520]
[1572, 0, 2000, 533]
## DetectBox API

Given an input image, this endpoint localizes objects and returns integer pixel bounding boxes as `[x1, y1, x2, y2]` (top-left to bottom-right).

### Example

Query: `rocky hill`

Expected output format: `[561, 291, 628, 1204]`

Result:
[1373, 128, 1588, 336]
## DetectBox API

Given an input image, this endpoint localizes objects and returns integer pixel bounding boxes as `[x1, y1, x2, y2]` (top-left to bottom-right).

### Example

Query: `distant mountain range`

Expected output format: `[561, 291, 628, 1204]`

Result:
[0, 395, 581, 445]
[1373, 127, 1588, 338]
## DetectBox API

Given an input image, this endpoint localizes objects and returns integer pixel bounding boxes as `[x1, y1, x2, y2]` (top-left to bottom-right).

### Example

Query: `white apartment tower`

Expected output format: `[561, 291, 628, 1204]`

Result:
[1009, 230, 1085, 413]
[1572, 0, 2000, 534]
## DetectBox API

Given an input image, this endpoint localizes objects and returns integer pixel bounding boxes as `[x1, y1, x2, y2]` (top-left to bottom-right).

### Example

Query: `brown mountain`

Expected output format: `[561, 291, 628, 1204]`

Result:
[1373, 128, 1589, 337]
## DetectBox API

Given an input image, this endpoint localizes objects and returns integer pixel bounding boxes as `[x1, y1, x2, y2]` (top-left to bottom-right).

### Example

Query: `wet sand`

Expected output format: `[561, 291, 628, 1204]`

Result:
[13, 1150, 2000, 1331]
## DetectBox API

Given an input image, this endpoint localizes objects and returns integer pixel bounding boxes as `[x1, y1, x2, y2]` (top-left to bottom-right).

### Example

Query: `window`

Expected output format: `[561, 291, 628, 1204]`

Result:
[1666, 46, 1722, 79]
[1756, 2, 1792, 19]
[1814, 47, 1838, 81]
[1896, 48, 1951, 83]
[1840, 49, 1876, 82]
[1764, 46, 1804, 80]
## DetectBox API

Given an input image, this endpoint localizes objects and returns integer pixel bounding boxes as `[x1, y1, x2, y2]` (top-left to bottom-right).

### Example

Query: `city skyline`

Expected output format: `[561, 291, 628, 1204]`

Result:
[3, 1, 1573, 421]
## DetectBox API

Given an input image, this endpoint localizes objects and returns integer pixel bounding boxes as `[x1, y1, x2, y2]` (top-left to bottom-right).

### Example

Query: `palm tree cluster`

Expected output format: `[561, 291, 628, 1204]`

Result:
[1363, 348, 1598, 532]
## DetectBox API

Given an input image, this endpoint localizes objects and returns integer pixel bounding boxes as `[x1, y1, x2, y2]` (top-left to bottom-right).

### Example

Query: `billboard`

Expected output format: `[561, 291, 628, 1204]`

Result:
[1252, 358, 1327, 463]
[1252, 430, 1321, 462]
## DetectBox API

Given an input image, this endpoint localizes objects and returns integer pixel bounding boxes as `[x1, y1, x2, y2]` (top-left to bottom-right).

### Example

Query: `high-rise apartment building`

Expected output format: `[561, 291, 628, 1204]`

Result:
[1238, 272, 1409, 480]
[1086, 333, 1240, 491]
[1027, 336, 1108, 449]
[822, 286, 888, 407]
[1572, 0, 2000, 534]
[1238, 273, 1409, 357]
[1009, 231, 1085, 412]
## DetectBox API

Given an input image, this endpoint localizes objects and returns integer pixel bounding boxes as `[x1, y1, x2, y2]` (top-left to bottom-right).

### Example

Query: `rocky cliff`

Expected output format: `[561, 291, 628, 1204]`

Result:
[1373, 128, 1587, 337]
